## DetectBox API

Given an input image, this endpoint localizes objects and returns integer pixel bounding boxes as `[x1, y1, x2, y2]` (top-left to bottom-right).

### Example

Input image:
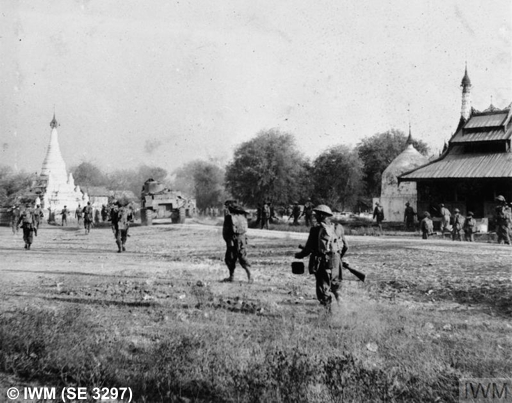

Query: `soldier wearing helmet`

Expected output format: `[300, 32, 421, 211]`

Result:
[111, 200, 134, 253]
[494, 195, 511, 245]
[222, 201, 252, 283]
[295, 204, 348, 312]
[17, 203, 36, 250]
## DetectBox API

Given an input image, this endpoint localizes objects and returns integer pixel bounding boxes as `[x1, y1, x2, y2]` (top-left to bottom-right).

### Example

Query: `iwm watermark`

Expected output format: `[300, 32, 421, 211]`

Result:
[460, 378, 512, 402]
[6, 386, 133, 401]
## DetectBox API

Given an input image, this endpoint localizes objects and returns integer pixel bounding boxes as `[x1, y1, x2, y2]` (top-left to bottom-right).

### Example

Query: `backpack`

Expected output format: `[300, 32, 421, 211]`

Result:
[230, 212, 248, 235]
[318, 223, 341, 255]
[84, 206, 93, 220]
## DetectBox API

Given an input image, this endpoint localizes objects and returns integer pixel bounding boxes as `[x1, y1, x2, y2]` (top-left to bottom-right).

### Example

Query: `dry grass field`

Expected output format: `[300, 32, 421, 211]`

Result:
[0, 219, 511, 402]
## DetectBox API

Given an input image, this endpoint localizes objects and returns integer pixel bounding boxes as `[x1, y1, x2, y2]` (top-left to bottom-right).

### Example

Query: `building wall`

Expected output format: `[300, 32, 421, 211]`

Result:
[380, 181, 419, 222]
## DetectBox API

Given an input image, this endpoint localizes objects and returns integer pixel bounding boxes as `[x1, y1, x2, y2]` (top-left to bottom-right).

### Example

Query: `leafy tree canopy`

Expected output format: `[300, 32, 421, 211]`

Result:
[174, 160, 227, 210]
[312, 145, 364, 211]
[0, 165, 33, 206]
[357, 129, 430, 197]
[225, 129, 308, 207]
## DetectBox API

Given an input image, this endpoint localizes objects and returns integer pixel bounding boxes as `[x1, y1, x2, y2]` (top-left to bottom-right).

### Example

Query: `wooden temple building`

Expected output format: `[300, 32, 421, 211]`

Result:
[399, 67, 512, 227]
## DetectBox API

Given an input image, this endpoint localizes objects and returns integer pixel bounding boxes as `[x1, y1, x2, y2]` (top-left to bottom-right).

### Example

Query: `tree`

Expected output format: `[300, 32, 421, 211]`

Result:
[357, 129, 429, 197]
[0, 165, 33, 206]
[174, 160, 227, 210]
[71, 162, 108, 188]
[225, 129, 308, 206]
[312, 145, 364, 211]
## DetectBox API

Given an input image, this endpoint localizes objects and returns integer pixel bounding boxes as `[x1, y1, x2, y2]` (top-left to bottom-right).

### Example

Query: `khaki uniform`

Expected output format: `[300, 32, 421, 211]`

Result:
[223, 207, 251, 281]
[111, 206, 133, 252]
[440, 207, 451, 233]
[463, 217, 476, 242]
[495, 205, 511, 245]
[17, 209, 36, 249]
[296, 221, 348, 307]
[452, 213, 465, 241]
[420, 216, 433, 239]
[83, 205, 94, 234]
[303, 202, 314, 227]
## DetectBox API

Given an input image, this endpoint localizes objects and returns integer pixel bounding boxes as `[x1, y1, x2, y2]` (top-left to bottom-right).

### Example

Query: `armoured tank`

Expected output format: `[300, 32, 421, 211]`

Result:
[140, 179, 196, 226]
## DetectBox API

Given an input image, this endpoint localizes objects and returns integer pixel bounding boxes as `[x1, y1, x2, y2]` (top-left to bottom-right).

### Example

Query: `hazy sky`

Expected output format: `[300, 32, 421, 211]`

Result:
[1, 0, 510, 175]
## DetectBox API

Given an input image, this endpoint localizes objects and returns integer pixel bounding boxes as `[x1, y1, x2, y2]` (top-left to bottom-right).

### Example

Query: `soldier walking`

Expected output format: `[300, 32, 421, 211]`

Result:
[403, 202, 416, 231]
[290, 202, 302, 225]
[260, 202, 270, 229]
[494, 195, 511, 245]
[302, 198, 314, 227]
[61, 206, 69, 226]
[222, 200, 252, 283]
[9, 205, 20, 235]
[83, 202, 94, 234]
[373, 202, 384, 233]
[33, 204, 44, 236]
[295, 205, 348, 312]
[463, 211, 476, 242]
[452, 208, 464, 241]
[17, 204, 36, 250]
[75, 204, 83, 227]
[111, 201, 133, 253]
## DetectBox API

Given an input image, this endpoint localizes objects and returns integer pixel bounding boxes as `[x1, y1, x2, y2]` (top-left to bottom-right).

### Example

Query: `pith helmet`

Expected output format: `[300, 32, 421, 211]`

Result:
[423, 211, 430, 218]
[496, 195, 506, 202]
[313, 204, 333, 217]
[454, 208, 460, 213]
[467, 211, 474, 216]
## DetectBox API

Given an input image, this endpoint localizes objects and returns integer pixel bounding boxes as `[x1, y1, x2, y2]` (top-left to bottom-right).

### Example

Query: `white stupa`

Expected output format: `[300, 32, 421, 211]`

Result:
[33, 114, 87, 214]
[379, 127, 429, 221]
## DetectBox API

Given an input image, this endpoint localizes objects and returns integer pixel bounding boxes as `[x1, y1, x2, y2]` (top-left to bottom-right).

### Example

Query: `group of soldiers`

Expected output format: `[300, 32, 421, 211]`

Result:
[399, 196, 512, 243]
[223, 200, 348, 312]
[9, 200, 134, 252]
[254, 199, 316, 229]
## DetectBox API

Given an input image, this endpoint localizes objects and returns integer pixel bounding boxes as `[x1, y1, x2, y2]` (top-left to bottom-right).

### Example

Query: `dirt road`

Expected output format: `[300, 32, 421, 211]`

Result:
[1, 222, 510, 317]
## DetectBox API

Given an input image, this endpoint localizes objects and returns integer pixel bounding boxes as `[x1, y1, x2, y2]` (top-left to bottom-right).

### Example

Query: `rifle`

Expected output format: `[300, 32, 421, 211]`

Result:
[298, 245, 366, 282]
[341, 261, 366, 282]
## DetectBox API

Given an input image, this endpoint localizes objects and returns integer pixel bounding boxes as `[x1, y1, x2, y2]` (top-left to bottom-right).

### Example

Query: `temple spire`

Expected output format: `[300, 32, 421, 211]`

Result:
[460, 63, 472, 120]
[50, 112, 59, 129]
[406, 123, 413, 145]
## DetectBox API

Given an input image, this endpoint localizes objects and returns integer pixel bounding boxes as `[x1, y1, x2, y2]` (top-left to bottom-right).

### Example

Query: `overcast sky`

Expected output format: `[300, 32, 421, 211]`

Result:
[1, 0, 510, 175]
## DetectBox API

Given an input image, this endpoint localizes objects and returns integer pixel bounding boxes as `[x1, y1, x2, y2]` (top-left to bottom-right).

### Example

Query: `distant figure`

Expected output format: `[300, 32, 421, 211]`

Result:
[452, 208, 464, 241]
[440, 204, 451, 236]
[463, 211, 476, 242]
[9, 205, 20, 235]
[83, 202, 94, 234]
[111, 201, 134, 253]
[17, 204, 36, 250]
[94, 209, 101, 225]
[222, 200, 252, 283]
[75, 204, 83, 227]
[261, 202, 270, 229]
[255, 203, 262, 227]
[420, 211, 434, 239]
[101, 205, 108, 222]
[269, 202, 277, 224]
[290, 202, 302, 225]
[403, 202, 416, 231]
[302, 198, 314, 227]
[494, 195, 511, 245]
[61, 206, 69, 226]
[33, 204, 44, 236]
[373, 202, 384, 233]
